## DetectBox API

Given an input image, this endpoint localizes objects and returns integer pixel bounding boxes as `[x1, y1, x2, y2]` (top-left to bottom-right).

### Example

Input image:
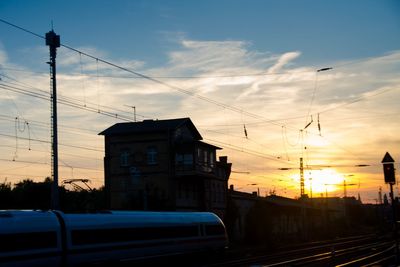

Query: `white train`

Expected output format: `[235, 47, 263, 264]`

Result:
[0, 210, 228, 266]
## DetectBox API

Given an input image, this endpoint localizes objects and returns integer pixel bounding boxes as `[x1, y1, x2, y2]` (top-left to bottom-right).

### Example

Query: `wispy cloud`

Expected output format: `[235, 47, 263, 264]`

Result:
[267, 51, 301, 74]
[166, 39, 274, 74]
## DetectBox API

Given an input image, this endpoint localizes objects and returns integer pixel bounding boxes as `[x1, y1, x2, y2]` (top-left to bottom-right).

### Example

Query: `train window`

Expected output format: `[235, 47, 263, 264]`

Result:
[0, 231, 58, 252]
[71, 225, 199, 245]
[205, 224, 225, 236]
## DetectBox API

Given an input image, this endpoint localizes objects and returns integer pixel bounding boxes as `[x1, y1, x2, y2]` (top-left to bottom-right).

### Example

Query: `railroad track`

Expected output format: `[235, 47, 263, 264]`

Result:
[202, 234, 395, 267]
[336, 243, 395, 267]
[271, 240, 393, 266]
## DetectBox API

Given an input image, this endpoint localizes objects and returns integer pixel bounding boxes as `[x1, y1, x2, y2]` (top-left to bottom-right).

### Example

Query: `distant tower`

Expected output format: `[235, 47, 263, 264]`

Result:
[379, 187, 383, 205]
[300, 157, 305, 197]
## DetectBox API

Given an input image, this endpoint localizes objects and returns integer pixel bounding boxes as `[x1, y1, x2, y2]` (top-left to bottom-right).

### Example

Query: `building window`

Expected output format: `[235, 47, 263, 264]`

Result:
[197, 148, 202, 161]
[210, 151, 214, 167]
[120, 151, 129, 167]
[175, 154, 193, 166]
[176, 154, 183, 165]
[147, 147, 158, 165]
[176, 153, 193, 171]
[183, 154, 193, 165]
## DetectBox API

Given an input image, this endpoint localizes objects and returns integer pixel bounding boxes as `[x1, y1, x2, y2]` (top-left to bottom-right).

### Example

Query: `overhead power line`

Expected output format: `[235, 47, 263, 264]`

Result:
[0, 65, 315, 79]
[0, 18, 44, 39]
[0, 81, 135, 122]
[0, 132, 104, 152]
[1, 69, 150, 121]
[317, 86, 399, 115]
[0, 142, 102, 161]
[0, 18, 390, 133]
[0, 18, 294, 128]
[1, 18, 394, 171]
[0, 113, 99, 137]
[0, 157, 102, 172]
[204, 138, 297, 165]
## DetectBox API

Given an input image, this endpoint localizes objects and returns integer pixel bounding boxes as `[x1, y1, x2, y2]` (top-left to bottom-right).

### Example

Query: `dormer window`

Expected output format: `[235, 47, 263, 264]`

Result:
[174, 128, 182, 139]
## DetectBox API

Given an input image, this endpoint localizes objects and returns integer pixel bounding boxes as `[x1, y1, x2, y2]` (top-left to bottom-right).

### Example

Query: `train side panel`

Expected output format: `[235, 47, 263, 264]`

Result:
[63, 211, 227, 265]
[0, 210, 63, 267]
[0, 210, 228, 266]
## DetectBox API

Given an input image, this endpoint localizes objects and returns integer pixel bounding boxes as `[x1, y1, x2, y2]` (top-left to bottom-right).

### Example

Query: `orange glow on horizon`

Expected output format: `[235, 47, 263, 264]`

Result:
[291, 169, 348, 196]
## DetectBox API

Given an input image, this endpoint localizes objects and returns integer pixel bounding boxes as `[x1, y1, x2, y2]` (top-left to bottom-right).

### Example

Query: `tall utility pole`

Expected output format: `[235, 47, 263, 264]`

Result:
[300, 157, 305, 197]
[46, 30, 60, 210]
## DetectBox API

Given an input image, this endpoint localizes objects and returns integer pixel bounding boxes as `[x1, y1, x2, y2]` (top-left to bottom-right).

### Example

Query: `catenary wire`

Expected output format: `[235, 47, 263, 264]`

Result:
[0, 18, 393, 133]
[0, 132, 104, 152]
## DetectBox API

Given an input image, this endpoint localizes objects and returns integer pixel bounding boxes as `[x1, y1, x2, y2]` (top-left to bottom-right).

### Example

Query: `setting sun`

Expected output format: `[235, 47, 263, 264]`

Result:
[290, 169, 348, 197]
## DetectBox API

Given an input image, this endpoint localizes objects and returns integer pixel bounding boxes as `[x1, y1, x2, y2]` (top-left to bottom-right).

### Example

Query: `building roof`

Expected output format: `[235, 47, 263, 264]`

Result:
[265, 195, 306, 208]
[196, 140, 222, 150]
[98, 117, 203, 140]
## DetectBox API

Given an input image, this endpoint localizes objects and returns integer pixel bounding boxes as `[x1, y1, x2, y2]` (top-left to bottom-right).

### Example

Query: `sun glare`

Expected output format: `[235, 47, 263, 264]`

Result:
[290, 169, 346, 196]
[308, 169, 346, 195]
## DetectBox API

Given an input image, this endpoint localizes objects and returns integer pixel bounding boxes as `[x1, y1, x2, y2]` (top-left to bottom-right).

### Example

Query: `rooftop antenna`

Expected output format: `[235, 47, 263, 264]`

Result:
[124, 105, 136, 122]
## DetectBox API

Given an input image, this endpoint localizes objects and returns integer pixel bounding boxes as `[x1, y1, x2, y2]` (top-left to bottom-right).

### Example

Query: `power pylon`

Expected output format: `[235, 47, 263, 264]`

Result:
[46, 29, 60, 210]
[300, 157, 305, 197]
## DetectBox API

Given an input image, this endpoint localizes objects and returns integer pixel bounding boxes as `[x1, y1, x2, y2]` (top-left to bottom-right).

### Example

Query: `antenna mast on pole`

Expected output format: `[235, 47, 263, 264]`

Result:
[46, 29, 60, 210]
[124, 105, 137, 122]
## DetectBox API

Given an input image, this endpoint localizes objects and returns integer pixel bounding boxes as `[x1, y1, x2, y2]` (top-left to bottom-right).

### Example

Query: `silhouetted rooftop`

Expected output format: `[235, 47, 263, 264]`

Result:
[99, 117, 202, 140]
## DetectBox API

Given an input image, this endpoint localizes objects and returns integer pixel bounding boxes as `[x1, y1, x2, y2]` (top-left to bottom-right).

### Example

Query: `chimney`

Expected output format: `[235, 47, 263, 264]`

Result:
[219, 156, 227, 164]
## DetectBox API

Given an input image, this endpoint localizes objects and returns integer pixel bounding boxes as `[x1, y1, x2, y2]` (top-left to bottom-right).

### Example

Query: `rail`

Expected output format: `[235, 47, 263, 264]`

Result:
[202, 234, 394, 267]
[336, 244, 395, 267]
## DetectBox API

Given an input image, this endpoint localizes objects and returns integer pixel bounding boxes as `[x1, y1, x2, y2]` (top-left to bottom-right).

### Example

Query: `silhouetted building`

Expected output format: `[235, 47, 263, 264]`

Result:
[99, 118, 231, 218]
[308, 196, 362, 220]
[226, 186, 325, 243]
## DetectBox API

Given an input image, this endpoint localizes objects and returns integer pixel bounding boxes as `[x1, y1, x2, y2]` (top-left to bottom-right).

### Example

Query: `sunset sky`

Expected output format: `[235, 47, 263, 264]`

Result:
[0, 0, 399, 203]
